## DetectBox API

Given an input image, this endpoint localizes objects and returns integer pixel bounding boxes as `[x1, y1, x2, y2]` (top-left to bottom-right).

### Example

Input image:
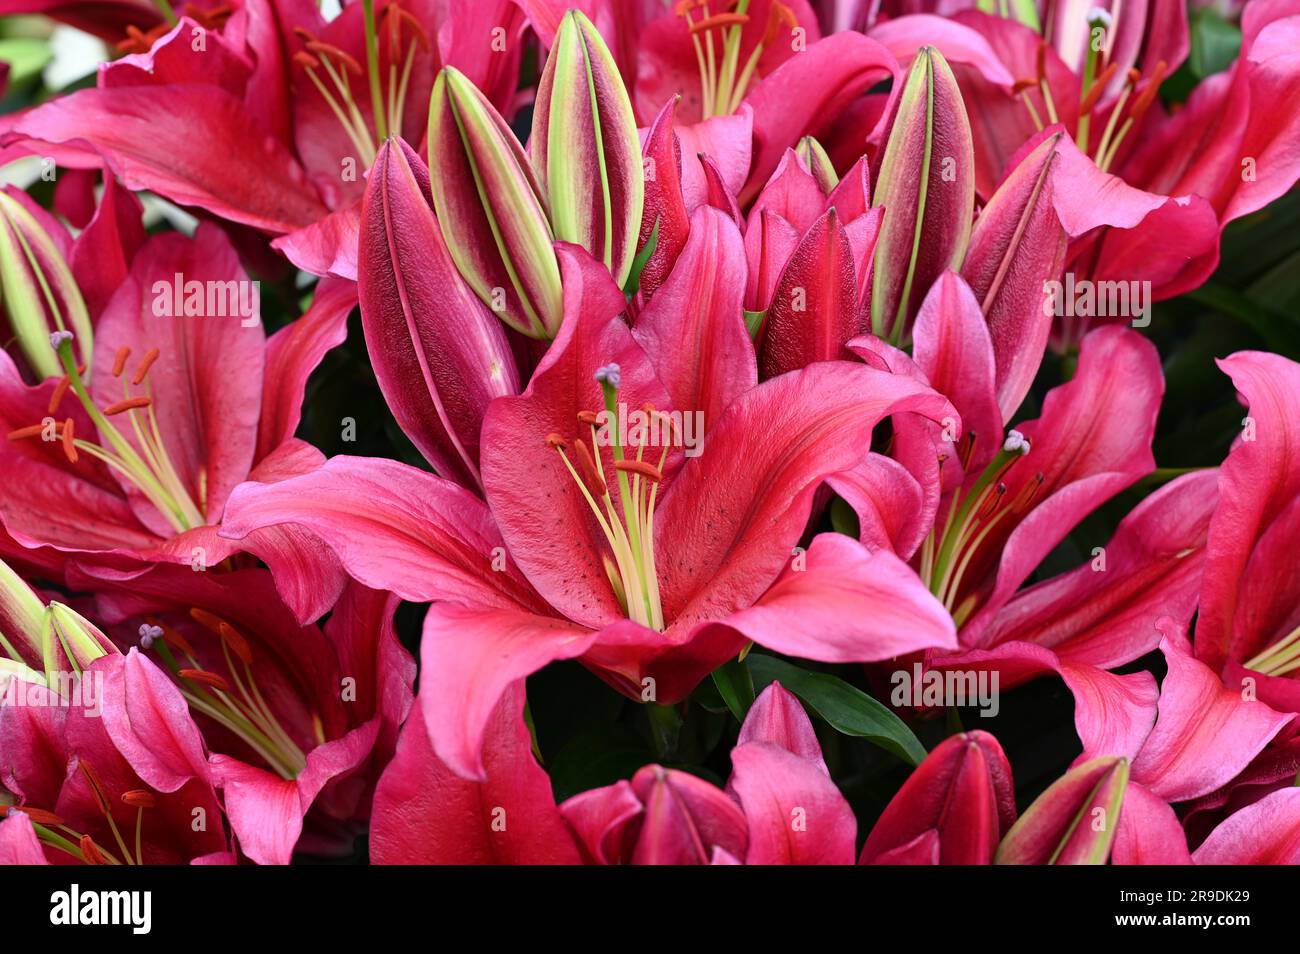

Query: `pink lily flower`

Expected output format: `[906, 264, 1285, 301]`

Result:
[0, 223, 353, 622]
[220, 243, 959, 780]
[76, 564, 415, 864]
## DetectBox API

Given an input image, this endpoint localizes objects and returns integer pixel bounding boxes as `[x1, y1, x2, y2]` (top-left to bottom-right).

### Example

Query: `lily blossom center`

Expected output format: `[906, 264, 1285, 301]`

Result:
[7, 334, 206, 534]
[292, 1, 430, 167]
[545, 363, 674, 631]
[675, 0, 798, 118]
[137, 611, 317, 780]
[1012, 12, 1166, 173]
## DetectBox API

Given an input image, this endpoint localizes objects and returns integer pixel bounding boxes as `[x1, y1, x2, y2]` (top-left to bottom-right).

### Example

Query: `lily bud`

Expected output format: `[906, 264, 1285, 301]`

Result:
[759, 207, 859, 379]
[870, 46, 975, 345]
[0, 555, 47, 665]
[427, 66, 563, 339]
[860, 730, 1016, 864]
[996, 756, 1130, 864]
[531, 10, 645, 288]
[0, 190, 92, 379]
[359, 138, 519, 492]
[961, 132, 1067, 422]
[44, 603, 114, 680]
[796, 135, 839, 194]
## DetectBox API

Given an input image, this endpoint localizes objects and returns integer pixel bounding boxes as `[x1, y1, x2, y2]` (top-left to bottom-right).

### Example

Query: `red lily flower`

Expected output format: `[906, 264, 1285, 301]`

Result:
[220, 243, 959, 779]
[77, 564, 415, 864]
[0, 224, 352, 622]
[1, 651, 233, 865]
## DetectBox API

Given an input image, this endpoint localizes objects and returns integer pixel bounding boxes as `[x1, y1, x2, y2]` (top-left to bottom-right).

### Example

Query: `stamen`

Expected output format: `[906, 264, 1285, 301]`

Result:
[574, 439, 608, 496]
[688, 12, 749, 32]
[103, 396, 152, 416]
[190, 608, 253, 665]
[111, 346, 131, 378]
[80, 834, 107, 865]
[614, 459, 663, 482]
[179, 668, 232, 693]
[7, 423, 57, 441]
[61, 416, 77, 463]
[48, 375, 71, 414]
[1077, 61, 1118, 116]
[120, 790, 156, 809]
[577, 410, 600, 426]
[0, 805, 63, 826]
[160, 624, 198, 659]
[130, 347, 160, 386]
[305, 40, 364, 76]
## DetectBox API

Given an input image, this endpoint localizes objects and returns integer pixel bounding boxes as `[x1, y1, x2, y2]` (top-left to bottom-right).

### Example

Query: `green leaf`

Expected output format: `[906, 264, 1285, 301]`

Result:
[747, 654, 927, 766]
[743, 308, 765, 339]
[622, 217, 659, 298]
[711, 657, 755, 723]
[1189, 8, 1242, 79]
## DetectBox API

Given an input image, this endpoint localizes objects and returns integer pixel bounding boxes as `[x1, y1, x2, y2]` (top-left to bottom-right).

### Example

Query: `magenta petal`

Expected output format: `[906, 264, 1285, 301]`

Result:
[932, 641, 1158, 761]
[632, 205, 756, 434]
[1131, 620, 1290, 803]
[1200, 352, 1300, 671]
[0, 810, 47, 864]
[741, 33, 897, 205]
[480, 246, 669, 629]
[1110, 783, 1192, 865]
[629, 764, 749, 864]
[1192, 788, 1300, 864]
[827, 453, 930, 560]
[729, 742, 856, 864]
[271, 203, 362, 281]
[67, 171, 145, 320]
[8, 86, 326, 233]
[257, 277, 354, 460]
[982, 470, 1218, 669]
[419, 602, 598, 780]
[760, 207, 861, 378]
[359, 138, 519, 489]
[739, 682, 827, 771]
[723, 533, 956, 662]
[209, 720, 377, 866]
[220, 455, 539, 610]
[92, 225, 264, 530]
[558, 779, 644, 865]
[98, 649, 211, 794]
[655, 361, 955, 628]
[636, 98, 691, 297]
[911, 271, 1001, 472]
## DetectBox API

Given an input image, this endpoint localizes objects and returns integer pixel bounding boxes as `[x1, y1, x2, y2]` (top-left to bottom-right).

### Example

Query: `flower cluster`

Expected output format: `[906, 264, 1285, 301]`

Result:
[0, 0, 1298, 866]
